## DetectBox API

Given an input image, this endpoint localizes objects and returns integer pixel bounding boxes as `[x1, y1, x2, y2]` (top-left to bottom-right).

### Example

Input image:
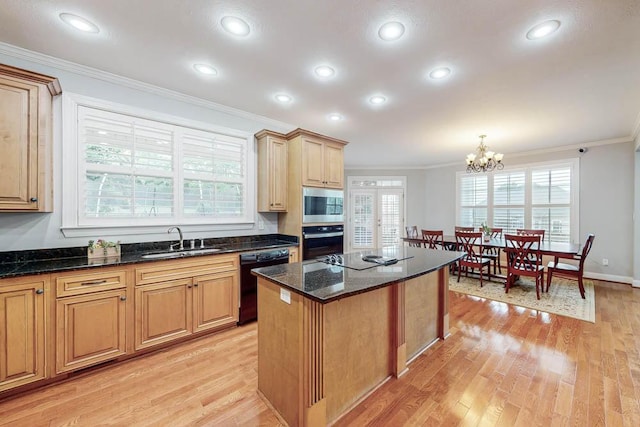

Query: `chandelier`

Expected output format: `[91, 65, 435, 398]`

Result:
[465, 135, 504, 173]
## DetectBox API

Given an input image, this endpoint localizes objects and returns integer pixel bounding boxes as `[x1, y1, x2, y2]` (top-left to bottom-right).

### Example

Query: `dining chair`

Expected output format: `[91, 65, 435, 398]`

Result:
[455, 231, 492, 287]
[455, 226, 475, 233]
[421, 229, 444, 249]
[504, 234, 545, 299]
[546, 234, 595, 299]
[516, 228, 545, 241]
[406, 225, 421, 247]
[481, 227, 503, 274]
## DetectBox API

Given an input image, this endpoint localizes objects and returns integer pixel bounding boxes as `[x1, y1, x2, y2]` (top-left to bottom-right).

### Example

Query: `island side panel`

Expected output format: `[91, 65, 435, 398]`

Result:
[257, 278, 304, 427]
[439, 268, 449, 339]
[404, 271, 439, 360]
[323, 286, 393, 423]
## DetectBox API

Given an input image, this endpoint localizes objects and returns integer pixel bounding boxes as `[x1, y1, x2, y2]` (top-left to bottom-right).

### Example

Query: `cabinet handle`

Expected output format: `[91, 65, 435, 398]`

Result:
[81, 279, 108, 286]
[35, 289, 44, 295]
[120, 296, 127, 301]
[30, 197, 38, 202]
[187, 285, 192, 288]
[193, 283, 199, 287]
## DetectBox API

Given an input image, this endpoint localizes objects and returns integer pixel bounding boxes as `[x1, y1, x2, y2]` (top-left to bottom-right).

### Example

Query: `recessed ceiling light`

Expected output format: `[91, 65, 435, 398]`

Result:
[429, 67, 451, 79]
[369, 95, 387, 105]
[220, 16, 251, 37]
[378, 21, 405, 41]
[275, 94, 292, 103]
[314, 65, 336, 78]
[97, 130, 107, 135]
[328, 113, 343, 121]
[59, 13, 99, 33]
[193, 64, 218, 75]
[526, 20, 561, 40]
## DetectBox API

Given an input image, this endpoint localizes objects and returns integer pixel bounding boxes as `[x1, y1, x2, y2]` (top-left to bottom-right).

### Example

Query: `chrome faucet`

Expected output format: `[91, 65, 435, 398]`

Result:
[167, 226, 184, 251]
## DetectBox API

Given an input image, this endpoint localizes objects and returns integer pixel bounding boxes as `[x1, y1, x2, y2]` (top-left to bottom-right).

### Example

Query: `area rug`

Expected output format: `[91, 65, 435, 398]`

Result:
[448, 275, 595, 323]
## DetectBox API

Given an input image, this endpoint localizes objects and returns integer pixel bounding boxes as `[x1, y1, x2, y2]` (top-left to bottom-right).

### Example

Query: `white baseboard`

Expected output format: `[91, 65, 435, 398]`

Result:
[584, 272, 633, 285]
[634, 279, 640, 288]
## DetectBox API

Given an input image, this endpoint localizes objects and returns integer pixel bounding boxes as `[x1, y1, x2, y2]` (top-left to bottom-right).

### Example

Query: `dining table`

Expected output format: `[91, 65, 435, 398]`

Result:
[403, 235, 580, 258]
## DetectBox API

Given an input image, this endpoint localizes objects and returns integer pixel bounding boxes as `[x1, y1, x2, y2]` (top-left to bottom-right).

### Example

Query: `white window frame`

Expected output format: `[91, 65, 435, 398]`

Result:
[456, 158, 580, 243]
[61, 92, 256, 237]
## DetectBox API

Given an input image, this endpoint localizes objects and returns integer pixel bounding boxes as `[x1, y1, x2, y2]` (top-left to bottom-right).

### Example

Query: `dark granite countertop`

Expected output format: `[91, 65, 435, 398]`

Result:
[252, 246, 464, 304]
[0, 234, 298, 279]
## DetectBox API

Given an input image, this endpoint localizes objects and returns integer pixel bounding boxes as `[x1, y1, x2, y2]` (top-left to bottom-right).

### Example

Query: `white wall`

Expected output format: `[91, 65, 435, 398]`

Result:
[634, 144, 640, 287]
[373, 143, 635, 281]
[0, 52, 294, 251]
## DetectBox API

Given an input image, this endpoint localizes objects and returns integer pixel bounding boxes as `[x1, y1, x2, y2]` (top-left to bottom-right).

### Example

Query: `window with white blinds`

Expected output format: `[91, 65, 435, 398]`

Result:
[456, 160, 579, 242]
[75, 104, 251, 227]
[458, 175, 488, 228]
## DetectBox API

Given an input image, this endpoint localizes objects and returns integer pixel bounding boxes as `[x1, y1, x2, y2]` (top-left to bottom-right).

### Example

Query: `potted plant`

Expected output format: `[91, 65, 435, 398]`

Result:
[481, 223, 491, 242]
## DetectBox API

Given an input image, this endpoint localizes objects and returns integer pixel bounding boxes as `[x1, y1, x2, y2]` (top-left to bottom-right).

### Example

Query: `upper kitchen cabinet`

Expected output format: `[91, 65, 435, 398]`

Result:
[0, 64, 61, 212]
[287, 129, 347, 189]
[256, 130, 288, 212]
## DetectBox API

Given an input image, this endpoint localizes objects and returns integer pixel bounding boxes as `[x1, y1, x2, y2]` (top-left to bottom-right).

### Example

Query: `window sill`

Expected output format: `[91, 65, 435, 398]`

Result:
[61, 222, 255, 238]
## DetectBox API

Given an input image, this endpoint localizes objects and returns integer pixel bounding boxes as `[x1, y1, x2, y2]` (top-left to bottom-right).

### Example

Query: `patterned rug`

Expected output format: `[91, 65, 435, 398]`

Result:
[448, 275, 595, 323]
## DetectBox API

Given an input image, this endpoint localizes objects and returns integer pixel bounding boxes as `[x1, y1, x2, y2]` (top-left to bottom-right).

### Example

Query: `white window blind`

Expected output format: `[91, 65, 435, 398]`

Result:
[458, 175, 488, 228]
[456, 160, 578, 242]
[493, 170, 525, 235]
[76, 105, 250, 227]
[531, 166, 572, 242]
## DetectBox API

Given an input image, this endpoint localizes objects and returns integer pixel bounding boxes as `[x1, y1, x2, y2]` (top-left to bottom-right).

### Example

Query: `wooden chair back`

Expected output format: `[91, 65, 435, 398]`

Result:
[576, 234, 595, 272]
[421, 229, 444, 249]
[516, 228, 545, 242]
[406, 225, 419, 238]
[505, 234, 542, 273]
[488, 227, 503, 239]
[455, 226, 475, 233]
[455, 231, 483, 259]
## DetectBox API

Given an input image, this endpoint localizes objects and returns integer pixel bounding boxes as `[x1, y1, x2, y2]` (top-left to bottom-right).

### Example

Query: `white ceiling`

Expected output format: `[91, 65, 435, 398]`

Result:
[1, 0, 639, 168]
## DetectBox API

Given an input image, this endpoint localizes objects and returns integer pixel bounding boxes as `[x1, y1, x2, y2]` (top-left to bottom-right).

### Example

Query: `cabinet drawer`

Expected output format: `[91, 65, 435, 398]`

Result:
[55, 270, 126, 297]
[135, 254, 239, 286]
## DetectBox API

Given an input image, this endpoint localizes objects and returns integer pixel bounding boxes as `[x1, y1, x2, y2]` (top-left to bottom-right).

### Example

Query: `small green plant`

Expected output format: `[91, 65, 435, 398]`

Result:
[480, 223, 491, 235]
[88, 239, 120, 256]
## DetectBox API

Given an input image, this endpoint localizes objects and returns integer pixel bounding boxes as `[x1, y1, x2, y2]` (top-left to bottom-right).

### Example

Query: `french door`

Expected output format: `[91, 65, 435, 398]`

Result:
[349, 188, 404, 250]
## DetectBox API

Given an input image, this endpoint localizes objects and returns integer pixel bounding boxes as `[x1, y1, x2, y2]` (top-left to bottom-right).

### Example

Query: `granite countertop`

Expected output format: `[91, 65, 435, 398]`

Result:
[252, 246, 464, 304]
[0, 234, 298, 279]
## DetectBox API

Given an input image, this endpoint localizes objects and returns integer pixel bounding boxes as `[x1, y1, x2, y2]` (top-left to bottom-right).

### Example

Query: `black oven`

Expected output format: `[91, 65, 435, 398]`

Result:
[302, 225, 344, 260]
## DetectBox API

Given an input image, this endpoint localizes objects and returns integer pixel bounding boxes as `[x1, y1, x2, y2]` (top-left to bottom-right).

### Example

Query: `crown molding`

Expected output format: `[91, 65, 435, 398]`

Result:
[0, 42, 295, 131]
[345, 136, 634, 170]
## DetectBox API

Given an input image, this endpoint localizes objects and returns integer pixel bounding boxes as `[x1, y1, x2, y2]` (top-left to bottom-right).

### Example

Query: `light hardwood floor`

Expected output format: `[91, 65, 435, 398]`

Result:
[0, 280, 638, 426]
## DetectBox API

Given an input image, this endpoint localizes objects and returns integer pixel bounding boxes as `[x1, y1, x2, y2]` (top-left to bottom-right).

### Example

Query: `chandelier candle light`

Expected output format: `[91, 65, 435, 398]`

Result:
[465, 135, 504, 173]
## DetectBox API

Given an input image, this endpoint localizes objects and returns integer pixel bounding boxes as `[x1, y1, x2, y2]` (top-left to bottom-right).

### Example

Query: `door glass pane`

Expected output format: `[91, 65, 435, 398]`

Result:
[351, 193, 374, 248]
[379, 193, 401, 246]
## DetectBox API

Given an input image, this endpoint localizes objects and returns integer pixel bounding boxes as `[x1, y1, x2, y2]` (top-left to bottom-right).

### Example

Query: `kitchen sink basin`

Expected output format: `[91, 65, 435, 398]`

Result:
[141, 248, 222, 259]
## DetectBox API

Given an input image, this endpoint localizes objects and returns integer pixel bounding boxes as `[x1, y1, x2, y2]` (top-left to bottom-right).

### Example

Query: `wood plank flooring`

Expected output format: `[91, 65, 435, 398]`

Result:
[1, 279, 639, 426]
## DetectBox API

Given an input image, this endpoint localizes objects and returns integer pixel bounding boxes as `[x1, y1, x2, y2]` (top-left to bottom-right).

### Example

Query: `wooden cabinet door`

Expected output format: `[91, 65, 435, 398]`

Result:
[135, 279, 192, 350]
[288, 247, 299, 263]
[192, 271, 238, 333]
[323, 142, 345, 189]
[302, 138, 326, 187]
[56, 290, 127, 373]
[0, 279, 46, 392]
[269, 136, 288, 211]
[0, 76, 39, 210]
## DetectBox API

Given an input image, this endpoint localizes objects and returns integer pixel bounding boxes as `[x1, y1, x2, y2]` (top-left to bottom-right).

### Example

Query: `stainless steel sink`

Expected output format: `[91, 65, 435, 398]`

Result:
[141, 248, 222, 259]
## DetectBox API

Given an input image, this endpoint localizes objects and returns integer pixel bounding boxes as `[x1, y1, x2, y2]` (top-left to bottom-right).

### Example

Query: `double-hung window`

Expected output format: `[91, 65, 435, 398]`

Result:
[62, 94, 253, 235]
[456, 159, 579, 242]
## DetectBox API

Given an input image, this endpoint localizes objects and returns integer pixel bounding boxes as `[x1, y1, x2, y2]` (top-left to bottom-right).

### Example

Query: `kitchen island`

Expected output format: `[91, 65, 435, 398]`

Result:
[252, 246, 463, 426]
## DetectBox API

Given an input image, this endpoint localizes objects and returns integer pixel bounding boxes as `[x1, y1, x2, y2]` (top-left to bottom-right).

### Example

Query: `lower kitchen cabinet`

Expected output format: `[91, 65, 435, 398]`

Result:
[193, 271, 238, 333]
[134, 254, 239, 351]
[0, 276, 48, 392]
[56, 289, 127, 373]
[53, 268, 130, 374]
[135, 278, 193, 350]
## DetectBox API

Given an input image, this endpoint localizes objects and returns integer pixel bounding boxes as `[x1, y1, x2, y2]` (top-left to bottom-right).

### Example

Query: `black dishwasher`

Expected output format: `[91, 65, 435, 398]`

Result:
[238, 248, 290, 324]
